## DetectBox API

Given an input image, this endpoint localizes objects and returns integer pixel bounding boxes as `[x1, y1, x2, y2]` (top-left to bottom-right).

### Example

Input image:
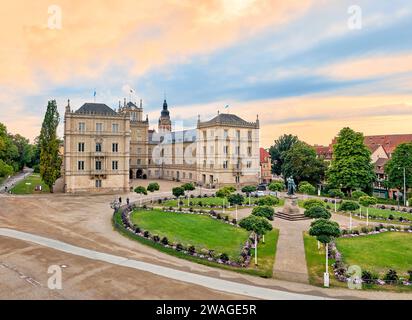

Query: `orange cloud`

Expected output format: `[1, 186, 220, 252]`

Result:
[318, 53, 412, 80]
[0, 0, 312, 87]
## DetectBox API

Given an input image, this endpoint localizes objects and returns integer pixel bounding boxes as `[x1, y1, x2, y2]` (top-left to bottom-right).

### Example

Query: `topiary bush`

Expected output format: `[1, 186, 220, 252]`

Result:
[298, 181, 316, 195]
[134, 186, 147, 195]
[352, 190, 367, 200]
[328, 189, 344, 198]
[268, 181, 285, 192]
[220, 253, 229, 262]
[302, 198, 326, 210]
[251, 206, 275, 220]
[256, 195, 279, 206]
[147, 182, 160, 192]
[339, 200, 360, 212]
[304, 205, 331, 219]
[383, 269, 399, 283]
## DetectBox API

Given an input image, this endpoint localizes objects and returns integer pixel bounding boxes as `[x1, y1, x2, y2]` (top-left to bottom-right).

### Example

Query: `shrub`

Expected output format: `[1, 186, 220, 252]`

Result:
[209, 210, 216, 216]
[408, 270, 412, 282]
[339, 200, 360, 212]
[252, 206, 275, 220]
[362, 270, 378, 284]
[352, 190, 368, 200]
[188, 245, 196, 255]
[359, 196, 378, 208]
[216, 213, 222, 220]
[134, 186, 147, 195]
[147, 182, 160, 192]
[388, 214, 394, 220]
[216, 186, 236, 198]
[268, 181, 285, 192]
[181, 183, 195, 191]
[303, 198, 326, 210]
[241, 185, 256, 195]
[220, 253, 229, 262]
[175, 243, 184, 251]
[134, 226, 141, 234]
[361, 226, 369, 234]
[256, 195, 279, 206]
[298, 181, 316, 195]
[383, 269, 399, 283]
[232, 218, 237, 225]
[198, 201, 203, 207]
[143, 230, 150, 238]
[161, 237, 169, 245]
[224, 215, 229, 222]
[227, 193, 244, 205]
[304, 206, 331, 219]
[328, 189, 344, 198]
[153, 235, 160, 242]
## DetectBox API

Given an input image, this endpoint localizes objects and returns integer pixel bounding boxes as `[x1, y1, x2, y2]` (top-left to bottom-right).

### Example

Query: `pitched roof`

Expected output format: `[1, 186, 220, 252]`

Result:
[198, 113, 258, 128]
[374, 157, 388, 174]
[75, 103, 117, 115]
[364, 134, 412, 155]
[260, 148, 270, 163]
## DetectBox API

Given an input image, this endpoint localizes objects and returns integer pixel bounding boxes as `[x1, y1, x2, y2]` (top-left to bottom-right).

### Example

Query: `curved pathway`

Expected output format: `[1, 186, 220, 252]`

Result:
[0, 228, 327, 300]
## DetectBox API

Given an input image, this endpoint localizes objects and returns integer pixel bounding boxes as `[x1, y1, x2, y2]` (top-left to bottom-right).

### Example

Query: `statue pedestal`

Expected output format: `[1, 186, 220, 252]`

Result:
[275, 195, 309, 221]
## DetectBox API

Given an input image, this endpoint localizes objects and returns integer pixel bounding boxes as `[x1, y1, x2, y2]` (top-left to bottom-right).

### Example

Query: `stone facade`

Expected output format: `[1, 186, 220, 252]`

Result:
[64, 99, 260, 193]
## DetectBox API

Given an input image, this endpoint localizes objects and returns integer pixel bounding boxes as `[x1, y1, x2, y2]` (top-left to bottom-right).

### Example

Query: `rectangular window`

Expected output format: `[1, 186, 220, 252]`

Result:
[78, 122, 85, 132]
[96, 123, 103, 132]
[95, 180, 102, 188]
[95, 161, 102, 171]
[223, 160, 228, 169]
[112, 143, 118, 153]
[78, 161, 84, 171]
[189, 173, 192, 179]
[137, 148, 142, 154]
[112, 123, 119, 133]
[248, 146, 252, 156]
[137, 159, 141, 165]
[248, 130, 252, 140]
[203, 131, 207, 140]
[78, 142, 85, 152]
[247, 161, 252, 168]
[112, 161, 118, 170]
[236, 130, 240, 139]
[224, 129, 228, 139]
[96, 143, 102, 152]
[223, 145, 229, 154]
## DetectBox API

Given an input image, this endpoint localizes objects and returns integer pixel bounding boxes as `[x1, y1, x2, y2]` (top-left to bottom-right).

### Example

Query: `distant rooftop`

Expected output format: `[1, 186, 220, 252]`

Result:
[75, 103, 117, 115]
[198, 113, 258, 128]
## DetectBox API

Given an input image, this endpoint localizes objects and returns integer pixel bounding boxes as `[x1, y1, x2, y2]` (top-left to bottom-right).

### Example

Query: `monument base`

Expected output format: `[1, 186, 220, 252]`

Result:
[275, 194, 310, 221]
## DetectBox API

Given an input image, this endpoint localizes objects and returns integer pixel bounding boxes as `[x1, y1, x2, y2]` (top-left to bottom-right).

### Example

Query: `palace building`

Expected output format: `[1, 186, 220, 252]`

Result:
[63, 98, 261, 193]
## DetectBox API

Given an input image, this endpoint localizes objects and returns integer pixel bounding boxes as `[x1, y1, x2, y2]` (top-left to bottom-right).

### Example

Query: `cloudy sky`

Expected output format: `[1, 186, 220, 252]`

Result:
[1, 0, 412, 147]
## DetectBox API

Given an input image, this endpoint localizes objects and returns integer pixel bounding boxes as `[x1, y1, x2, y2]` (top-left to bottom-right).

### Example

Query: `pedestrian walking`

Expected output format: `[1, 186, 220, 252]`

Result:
[126, 198, 130, 205]
[119, 197, 122, 204]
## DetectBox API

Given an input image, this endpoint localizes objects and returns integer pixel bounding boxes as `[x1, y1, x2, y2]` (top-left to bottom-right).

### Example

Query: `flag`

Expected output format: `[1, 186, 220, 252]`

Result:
[224, 105, 229, 109]
[130, 89, 134, 93]
[94, 90, 96, 97]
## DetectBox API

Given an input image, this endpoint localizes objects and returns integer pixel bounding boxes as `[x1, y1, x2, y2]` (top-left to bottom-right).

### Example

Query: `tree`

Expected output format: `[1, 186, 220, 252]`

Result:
[327, 188, 344, 198]
[385, 143, 412, 204]
[227, 193, 244, 206]
[39, 100, 61, 193]
[0, 159, 13, 177]
[326, 127, 375, 195]
[147, 182, 160, 192]
[181, 182, 195, 191]
[134, 186, 147, 195]
[172, 187, 185, 198]
[241, 185, 256, 195]
[282, 141, 327, 186]
[339, 200, 360, 212]
[298, 181, 316, 195]
[304, 206, 331, 219]
[309, 219, 341, 287]
[239, 215, 273, 265]
[269, 134, 299, 175]
[268, 181, 285, 192]
[251, 206, 274, 220]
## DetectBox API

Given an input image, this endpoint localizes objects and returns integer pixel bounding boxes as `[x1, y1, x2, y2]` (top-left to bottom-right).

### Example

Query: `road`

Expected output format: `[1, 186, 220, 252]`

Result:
[0, 168, 33, 193]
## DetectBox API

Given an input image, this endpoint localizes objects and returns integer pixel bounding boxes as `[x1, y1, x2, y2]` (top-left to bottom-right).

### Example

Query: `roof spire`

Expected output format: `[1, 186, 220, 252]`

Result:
[140, 99, 143, 108]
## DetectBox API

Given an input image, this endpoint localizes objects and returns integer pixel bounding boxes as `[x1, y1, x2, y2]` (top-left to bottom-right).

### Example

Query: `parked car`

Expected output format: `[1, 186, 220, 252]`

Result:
[256, 184, 267, 191]
[269, 191, 278, 197]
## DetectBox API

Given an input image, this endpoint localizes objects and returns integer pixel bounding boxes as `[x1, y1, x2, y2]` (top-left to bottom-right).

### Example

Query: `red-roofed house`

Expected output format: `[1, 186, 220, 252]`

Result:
[314, 134, 412, 199]
[260, 148, 272, 184]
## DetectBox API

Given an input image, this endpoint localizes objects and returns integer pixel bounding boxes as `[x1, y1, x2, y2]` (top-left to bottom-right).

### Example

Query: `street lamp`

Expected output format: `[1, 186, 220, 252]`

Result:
[397, 166, 407, 207]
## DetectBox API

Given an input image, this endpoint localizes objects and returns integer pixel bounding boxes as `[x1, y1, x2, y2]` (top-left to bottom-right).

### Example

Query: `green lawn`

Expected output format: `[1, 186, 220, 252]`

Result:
[10, 174, 49, 194]
[115, 209, 279, 277]
[336, 232, 412, 277]
[130, 209, 249, 259]
[303, 233, 336, 287]
[163, 197, 284, 210]
[250, 229, 279, 278]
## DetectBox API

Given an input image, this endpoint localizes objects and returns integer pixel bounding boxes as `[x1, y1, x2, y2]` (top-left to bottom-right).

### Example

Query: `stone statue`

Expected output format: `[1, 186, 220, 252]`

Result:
[287, 176, 296, 196]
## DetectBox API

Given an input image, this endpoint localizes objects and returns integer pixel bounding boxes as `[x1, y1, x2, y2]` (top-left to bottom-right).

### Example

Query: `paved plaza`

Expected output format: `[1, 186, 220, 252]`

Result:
[0, 180, 411, 300]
